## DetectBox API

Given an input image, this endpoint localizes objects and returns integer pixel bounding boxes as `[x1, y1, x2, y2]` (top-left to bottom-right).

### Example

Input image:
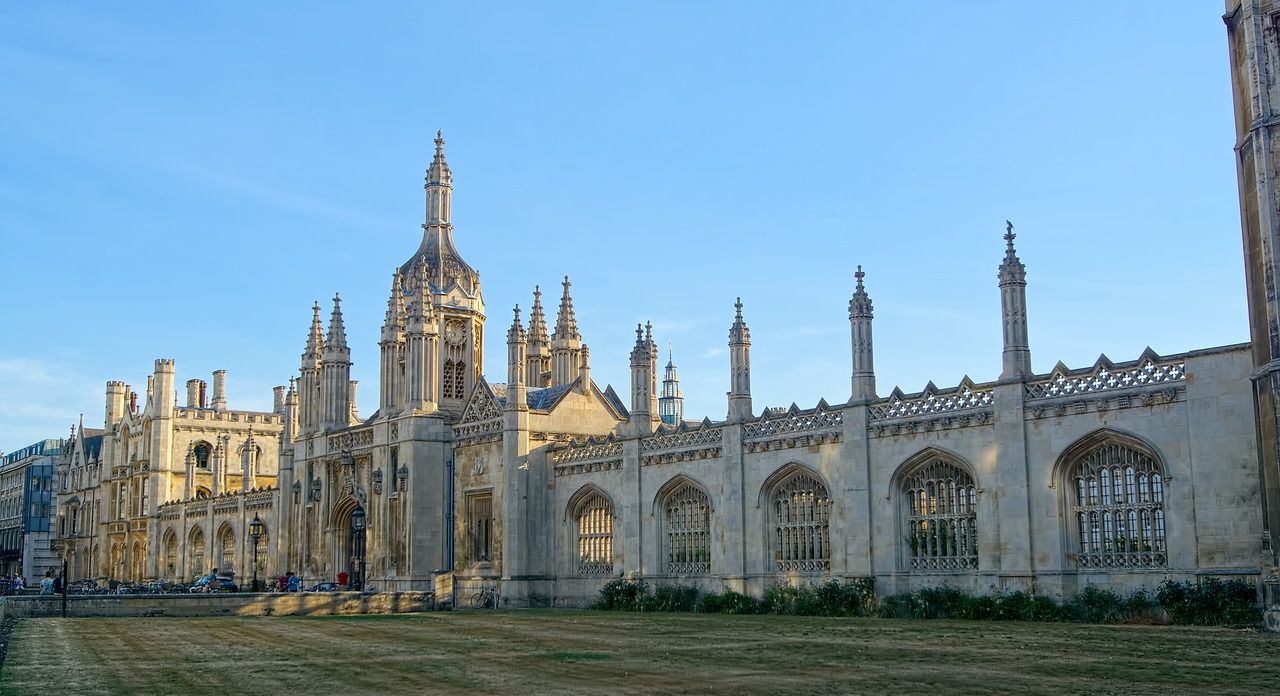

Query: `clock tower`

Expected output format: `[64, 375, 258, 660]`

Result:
[382, 131, 486, 421]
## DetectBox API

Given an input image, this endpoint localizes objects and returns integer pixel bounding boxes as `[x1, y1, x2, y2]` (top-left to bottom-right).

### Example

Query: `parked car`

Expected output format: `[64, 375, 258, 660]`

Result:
[308, 582, 341, 592]
[189, 576, 239, 593]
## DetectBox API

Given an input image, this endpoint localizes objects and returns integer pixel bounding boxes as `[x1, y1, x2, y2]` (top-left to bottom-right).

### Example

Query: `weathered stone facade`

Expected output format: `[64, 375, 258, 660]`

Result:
[50, 55, 1279, 609]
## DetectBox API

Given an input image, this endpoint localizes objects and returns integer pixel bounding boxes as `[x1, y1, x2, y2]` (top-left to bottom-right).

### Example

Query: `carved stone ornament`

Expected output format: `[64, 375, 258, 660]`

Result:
[372, 468, 384, 495]
[310, 477, 322, 502]
[390, 423, 399, 439]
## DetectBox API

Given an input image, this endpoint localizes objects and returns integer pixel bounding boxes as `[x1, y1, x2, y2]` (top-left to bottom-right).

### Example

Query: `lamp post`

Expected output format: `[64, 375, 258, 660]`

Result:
[248, 513, 263, 593]
[350, 504, 366, 592]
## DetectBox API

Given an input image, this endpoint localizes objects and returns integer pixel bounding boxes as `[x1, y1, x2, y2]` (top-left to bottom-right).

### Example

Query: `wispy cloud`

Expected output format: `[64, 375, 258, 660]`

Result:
[0, 357, 100, 450]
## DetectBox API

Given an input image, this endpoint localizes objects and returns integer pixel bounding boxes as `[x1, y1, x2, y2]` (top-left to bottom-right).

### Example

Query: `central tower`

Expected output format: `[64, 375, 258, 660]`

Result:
[382, 131, 486, 421]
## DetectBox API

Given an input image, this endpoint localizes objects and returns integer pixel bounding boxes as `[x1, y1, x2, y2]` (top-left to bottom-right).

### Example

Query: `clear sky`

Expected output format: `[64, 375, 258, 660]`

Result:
[0, 2, 1246, 452]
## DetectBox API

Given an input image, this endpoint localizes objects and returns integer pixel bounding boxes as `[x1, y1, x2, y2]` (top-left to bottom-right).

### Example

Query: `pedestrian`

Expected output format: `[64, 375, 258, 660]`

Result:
[40, 571, 53, 595]
[276, 574, 287, 592]
[14, 573, 25, 592]
[286, 571, 300, 593]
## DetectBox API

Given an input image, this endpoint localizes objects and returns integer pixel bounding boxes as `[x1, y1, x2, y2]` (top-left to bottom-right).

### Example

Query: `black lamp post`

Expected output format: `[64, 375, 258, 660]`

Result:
[248, 513, 263, 593]
[350, 504, 366, 592]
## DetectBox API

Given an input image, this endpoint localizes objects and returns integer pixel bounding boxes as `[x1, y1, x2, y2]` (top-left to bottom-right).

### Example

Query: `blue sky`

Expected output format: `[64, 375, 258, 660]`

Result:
[0, 2, 1245, 451]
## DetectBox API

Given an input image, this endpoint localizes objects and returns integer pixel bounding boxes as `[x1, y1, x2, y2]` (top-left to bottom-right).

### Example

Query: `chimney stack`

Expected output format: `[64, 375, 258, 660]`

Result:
[211, 370, 227, 411]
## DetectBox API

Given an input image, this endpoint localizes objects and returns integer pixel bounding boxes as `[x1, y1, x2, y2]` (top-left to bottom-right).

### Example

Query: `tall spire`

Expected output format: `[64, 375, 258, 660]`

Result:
[849, 265, 876, 402]
[326, 293, 348, 349]
[528, 285, 550, 344]
[385, 270, 406, 328]
[425, 130, 453, 224]
[553, 276, 581, 341]
[304, 301, 325, 359]
[998, 221, 1032, 380]
[728, 298, 753, 422]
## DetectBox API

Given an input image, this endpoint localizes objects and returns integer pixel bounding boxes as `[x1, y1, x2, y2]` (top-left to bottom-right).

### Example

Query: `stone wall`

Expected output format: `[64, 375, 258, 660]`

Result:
[0, 591, 434, 619]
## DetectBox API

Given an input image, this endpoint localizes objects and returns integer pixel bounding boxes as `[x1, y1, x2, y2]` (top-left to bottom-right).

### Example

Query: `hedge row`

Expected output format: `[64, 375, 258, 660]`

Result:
[592, 577, 1259, 626]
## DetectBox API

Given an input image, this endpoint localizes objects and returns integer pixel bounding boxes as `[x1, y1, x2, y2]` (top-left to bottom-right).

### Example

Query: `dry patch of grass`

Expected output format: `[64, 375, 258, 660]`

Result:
[1, 611, 1277, 695]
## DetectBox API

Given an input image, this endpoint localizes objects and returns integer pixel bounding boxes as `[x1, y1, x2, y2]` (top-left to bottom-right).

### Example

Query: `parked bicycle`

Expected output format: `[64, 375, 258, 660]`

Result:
[470, 584, 499, 609]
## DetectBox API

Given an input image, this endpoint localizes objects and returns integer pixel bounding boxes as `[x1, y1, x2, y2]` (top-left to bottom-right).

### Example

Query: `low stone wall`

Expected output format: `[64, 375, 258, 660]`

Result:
[0, 592, 435, 619]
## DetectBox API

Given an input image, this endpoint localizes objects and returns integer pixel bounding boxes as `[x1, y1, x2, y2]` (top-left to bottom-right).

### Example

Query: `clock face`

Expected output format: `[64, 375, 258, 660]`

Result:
[444, 320, 465, 346]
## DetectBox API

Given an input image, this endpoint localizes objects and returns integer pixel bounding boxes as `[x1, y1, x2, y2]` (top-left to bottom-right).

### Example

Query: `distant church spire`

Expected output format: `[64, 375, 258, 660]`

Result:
[727, 298, 752, 422]
[659, 344, 684, 425]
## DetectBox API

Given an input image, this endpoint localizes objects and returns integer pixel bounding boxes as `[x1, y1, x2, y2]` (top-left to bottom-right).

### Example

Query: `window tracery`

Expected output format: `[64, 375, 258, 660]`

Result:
[769, 468, 831, 573]
[663, 482, 710, 575]
[1068, 440, 1166, 568]
[575, 491, 614, 576]
[902, 458, 977, 571]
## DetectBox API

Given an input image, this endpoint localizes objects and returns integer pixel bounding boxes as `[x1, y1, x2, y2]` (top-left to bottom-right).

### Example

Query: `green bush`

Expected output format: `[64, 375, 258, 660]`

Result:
[1062, 586, 1137, 623]
[646, 585, 700, 612]
[1156, 578, 1258, 626]
[592, 577, 649, 611]
[694, 588, 761, 614]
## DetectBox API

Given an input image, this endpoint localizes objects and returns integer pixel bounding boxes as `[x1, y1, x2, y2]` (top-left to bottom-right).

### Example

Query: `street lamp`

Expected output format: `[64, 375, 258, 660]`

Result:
[350, 504, 366, 592]
[248, 513, 263, 593]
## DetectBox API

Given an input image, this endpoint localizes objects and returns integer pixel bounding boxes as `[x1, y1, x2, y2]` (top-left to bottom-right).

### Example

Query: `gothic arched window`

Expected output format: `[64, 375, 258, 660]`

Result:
[768, 466, 831, 573]
[452, 361, 467, 399]
[443, 360, 457, 401]
[901, 456, 978, 571]
[193, 442, 211, 470]
[662, 481, 710, 575]
[574, 490, 614, 576]
[1066, 437, 1167, 568]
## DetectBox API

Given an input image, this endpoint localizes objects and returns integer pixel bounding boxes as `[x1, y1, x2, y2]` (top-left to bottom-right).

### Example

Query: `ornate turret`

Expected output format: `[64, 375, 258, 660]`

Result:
[398, 131, 480, 298]
[379, 270, 407, 416]
[998, 221, 1032, 380]
[659, 345, 684, 425]
[728, 298, 753, 422]
[507, 305, 528, 412]
[551, 276, 584, 387]
[629, 324, 654, 433]
[849, 265, 877, 402]
[320, 294, 352, 428]
[526, 286, 552, 387]
[298, 302, 325, 433]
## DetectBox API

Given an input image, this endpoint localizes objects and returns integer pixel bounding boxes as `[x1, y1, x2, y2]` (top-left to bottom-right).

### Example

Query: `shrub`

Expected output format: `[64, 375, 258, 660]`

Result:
[1063, 586, 1129, 623]
[694, 588, 760, 614]
[1157, 578, 1258, 626]
[593, 577, 649, 611]
[646, 585, 700, 612]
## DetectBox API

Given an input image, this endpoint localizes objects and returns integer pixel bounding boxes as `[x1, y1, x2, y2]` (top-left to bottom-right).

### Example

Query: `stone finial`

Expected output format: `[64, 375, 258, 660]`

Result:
[507, 304, 527, 343]
[999, 220, 1026, 285]
[849, 265, 874, 319]
[528, 285, 550, 344]
[729, 297, 751, 345]
[326, 293, 349, 350]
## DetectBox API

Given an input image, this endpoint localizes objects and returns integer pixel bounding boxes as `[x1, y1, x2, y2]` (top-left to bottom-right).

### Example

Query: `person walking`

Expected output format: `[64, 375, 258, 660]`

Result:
[39, 571, 54, 595]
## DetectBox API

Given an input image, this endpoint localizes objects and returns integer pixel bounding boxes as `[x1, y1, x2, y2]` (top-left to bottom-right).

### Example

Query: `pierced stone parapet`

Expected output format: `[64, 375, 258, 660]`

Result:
[1025, 350, 1185, 402]
[869, 382, 993, 422]
[641, 422, 723, 452]
[553, 439, 623, 464]
[744, 400, 843, 439]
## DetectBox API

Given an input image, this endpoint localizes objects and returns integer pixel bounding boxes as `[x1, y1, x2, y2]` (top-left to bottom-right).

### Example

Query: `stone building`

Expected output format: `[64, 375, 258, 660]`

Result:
[49, 10, 1280, 603]
[56, 365, 283, 584]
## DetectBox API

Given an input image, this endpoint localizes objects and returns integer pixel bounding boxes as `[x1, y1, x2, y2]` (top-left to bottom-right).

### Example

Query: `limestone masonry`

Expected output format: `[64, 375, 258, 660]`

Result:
[47, 8, 1280, 608]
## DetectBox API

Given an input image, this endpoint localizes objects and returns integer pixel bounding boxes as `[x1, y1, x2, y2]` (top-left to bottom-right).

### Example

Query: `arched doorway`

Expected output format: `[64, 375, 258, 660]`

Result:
[331, 498, 366, 589]
[162, 530, 179, 581]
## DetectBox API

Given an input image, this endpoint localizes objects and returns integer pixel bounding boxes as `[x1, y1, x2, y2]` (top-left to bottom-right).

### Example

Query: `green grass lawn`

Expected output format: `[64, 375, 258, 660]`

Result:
[1, 611, 1277, 695]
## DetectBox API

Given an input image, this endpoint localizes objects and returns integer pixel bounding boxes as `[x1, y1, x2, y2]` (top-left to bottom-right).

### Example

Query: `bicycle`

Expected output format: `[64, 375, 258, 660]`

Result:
[470, 585, 499, 609]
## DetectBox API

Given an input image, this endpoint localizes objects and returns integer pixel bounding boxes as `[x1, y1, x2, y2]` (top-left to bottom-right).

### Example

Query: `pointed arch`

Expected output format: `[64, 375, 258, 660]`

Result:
[1056, 428, 1168, 569]
[215, 522, 237, 575]
[892, 447, 979, 572]
[566, 484, 615, 576]
[565, 483, 616, 522]
[760, 462, 832, 573]
[161, 528, 179, 580]
[653, 474, 712, 575]
[191, 441, 213, 470]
